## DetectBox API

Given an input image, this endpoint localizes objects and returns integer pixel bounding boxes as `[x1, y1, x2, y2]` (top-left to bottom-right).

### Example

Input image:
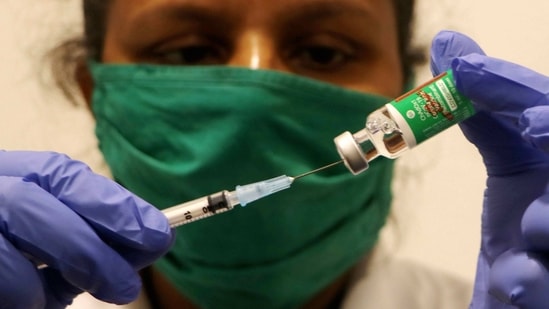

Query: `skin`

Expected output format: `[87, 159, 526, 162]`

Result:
[79, 0, 404, 307]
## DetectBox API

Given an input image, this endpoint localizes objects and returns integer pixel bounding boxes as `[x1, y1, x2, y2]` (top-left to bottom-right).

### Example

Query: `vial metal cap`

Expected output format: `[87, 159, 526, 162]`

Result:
[334, 131, 369, 175]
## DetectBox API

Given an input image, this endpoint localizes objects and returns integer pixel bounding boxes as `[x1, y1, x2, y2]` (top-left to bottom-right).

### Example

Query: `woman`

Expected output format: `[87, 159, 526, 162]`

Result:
[74, 0, 424, 307]
[3, 0, 549, 308]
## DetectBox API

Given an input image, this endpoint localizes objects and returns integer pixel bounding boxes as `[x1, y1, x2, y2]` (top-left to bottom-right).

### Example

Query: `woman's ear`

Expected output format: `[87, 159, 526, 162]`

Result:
[75, 61, 94, 109]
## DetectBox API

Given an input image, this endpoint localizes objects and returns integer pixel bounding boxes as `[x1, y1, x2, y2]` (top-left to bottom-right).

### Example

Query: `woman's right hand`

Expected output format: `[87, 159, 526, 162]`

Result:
[0, 150, 174, 309]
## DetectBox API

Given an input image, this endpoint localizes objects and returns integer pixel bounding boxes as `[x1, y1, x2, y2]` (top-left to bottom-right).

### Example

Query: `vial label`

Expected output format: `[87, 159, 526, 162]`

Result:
[388, 70, 475, 145]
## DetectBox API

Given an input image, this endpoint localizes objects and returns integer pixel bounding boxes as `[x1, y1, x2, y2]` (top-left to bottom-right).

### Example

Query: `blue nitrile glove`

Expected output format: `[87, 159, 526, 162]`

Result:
[431, 30, 549, 308]
[0, 150, 174, 309]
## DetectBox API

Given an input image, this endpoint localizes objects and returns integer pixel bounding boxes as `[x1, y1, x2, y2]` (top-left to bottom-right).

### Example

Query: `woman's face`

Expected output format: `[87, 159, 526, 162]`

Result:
[101, 0, 403, 97]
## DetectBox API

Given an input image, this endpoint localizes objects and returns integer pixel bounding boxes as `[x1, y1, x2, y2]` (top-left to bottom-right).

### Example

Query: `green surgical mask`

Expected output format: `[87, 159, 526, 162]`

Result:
[91, 63, 394, 309]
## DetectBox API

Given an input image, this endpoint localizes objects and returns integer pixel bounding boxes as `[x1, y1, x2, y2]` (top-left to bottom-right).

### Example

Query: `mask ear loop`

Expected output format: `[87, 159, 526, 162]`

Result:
[402, 76, 416, 93]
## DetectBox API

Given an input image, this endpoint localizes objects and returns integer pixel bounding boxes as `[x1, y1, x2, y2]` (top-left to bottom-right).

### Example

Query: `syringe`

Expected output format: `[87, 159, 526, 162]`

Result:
[163, 175, 294, 228]
[164, 160, 342, 227]
[32, 162, 342, 269]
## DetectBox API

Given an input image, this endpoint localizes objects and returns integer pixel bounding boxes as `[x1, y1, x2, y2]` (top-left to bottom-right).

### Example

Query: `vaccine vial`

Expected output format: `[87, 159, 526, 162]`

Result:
[334, 70, 475, 175]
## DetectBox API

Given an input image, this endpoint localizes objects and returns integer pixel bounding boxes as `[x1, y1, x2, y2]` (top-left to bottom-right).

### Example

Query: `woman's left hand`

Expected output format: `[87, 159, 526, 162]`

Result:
[431, 30, 549, 309]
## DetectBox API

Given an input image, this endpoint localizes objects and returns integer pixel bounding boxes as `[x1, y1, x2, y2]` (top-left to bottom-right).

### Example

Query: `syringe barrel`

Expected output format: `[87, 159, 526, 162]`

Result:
[33, 191, 235, 269]
[163, 190, 234, 228]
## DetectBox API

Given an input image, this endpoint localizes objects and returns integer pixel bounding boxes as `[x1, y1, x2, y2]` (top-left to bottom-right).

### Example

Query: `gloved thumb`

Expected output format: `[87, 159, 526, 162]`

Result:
[430, 30, 486, 75]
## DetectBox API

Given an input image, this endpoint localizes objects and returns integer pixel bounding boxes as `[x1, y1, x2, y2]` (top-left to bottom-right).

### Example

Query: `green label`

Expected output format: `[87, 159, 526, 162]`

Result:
[389, 70, 475, 144]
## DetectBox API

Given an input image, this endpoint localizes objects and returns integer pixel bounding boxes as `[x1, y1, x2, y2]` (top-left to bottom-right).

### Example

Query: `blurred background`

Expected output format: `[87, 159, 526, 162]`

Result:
[2, 0, 549, 307]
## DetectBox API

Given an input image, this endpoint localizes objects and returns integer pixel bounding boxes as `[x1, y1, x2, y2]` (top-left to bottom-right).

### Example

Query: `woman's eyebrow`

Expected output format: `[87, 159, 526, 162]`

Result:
[130, 3, 233, 29]
[277, 1, 378, 25]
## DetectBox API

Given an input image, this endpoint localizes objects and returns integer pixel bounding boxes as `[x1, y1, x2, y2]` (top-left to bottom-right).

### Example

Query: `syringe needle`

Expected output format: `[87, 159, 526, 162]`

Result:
[292, 160, 343, 181]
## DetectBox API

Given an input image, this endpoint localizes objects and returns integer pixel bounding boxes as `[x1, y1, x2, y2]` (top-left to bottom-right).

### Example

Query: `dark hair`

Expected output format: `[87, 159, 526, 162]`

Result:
[50, 0, 424, 102]
[48, 0, 111, 102]
[392, 0, 425, 80]
[82, 0, 111, 61]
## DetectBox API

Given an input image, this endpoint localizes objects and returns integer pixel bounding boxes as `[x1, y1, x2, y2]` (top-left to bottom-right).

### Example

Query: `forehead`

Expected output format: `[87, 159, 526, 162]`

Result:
[106, 0, 396, 30]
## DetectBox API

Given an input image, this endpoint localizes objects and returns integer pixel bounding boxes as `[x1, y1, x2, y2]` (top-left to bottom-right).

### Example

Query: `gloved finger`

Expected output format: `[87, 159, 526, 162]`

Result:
[522, 187, 549, 251]
[0, 176, 140, 304]
[482, 169, 549, 257]
[458, 110, 549, 176]
[40, 268, 83, 309]
[446, 50, 549, 175]
[520, 106, 549, 152]
[489, 249, 549, 309]
[452, 53, 549, 120]
[0, 234, 45, 309]
[0, 151, 174, 269]
[430, 30, 486, 75]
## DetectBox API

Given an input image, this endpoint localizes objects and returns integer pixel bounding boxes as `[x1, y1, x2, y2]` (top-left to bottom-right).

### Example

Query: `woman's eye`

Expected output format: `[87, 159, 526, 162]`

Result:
[155, 44, 228, 65]
[286, 37, 356, 71]
[297, 46, 348, 68]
